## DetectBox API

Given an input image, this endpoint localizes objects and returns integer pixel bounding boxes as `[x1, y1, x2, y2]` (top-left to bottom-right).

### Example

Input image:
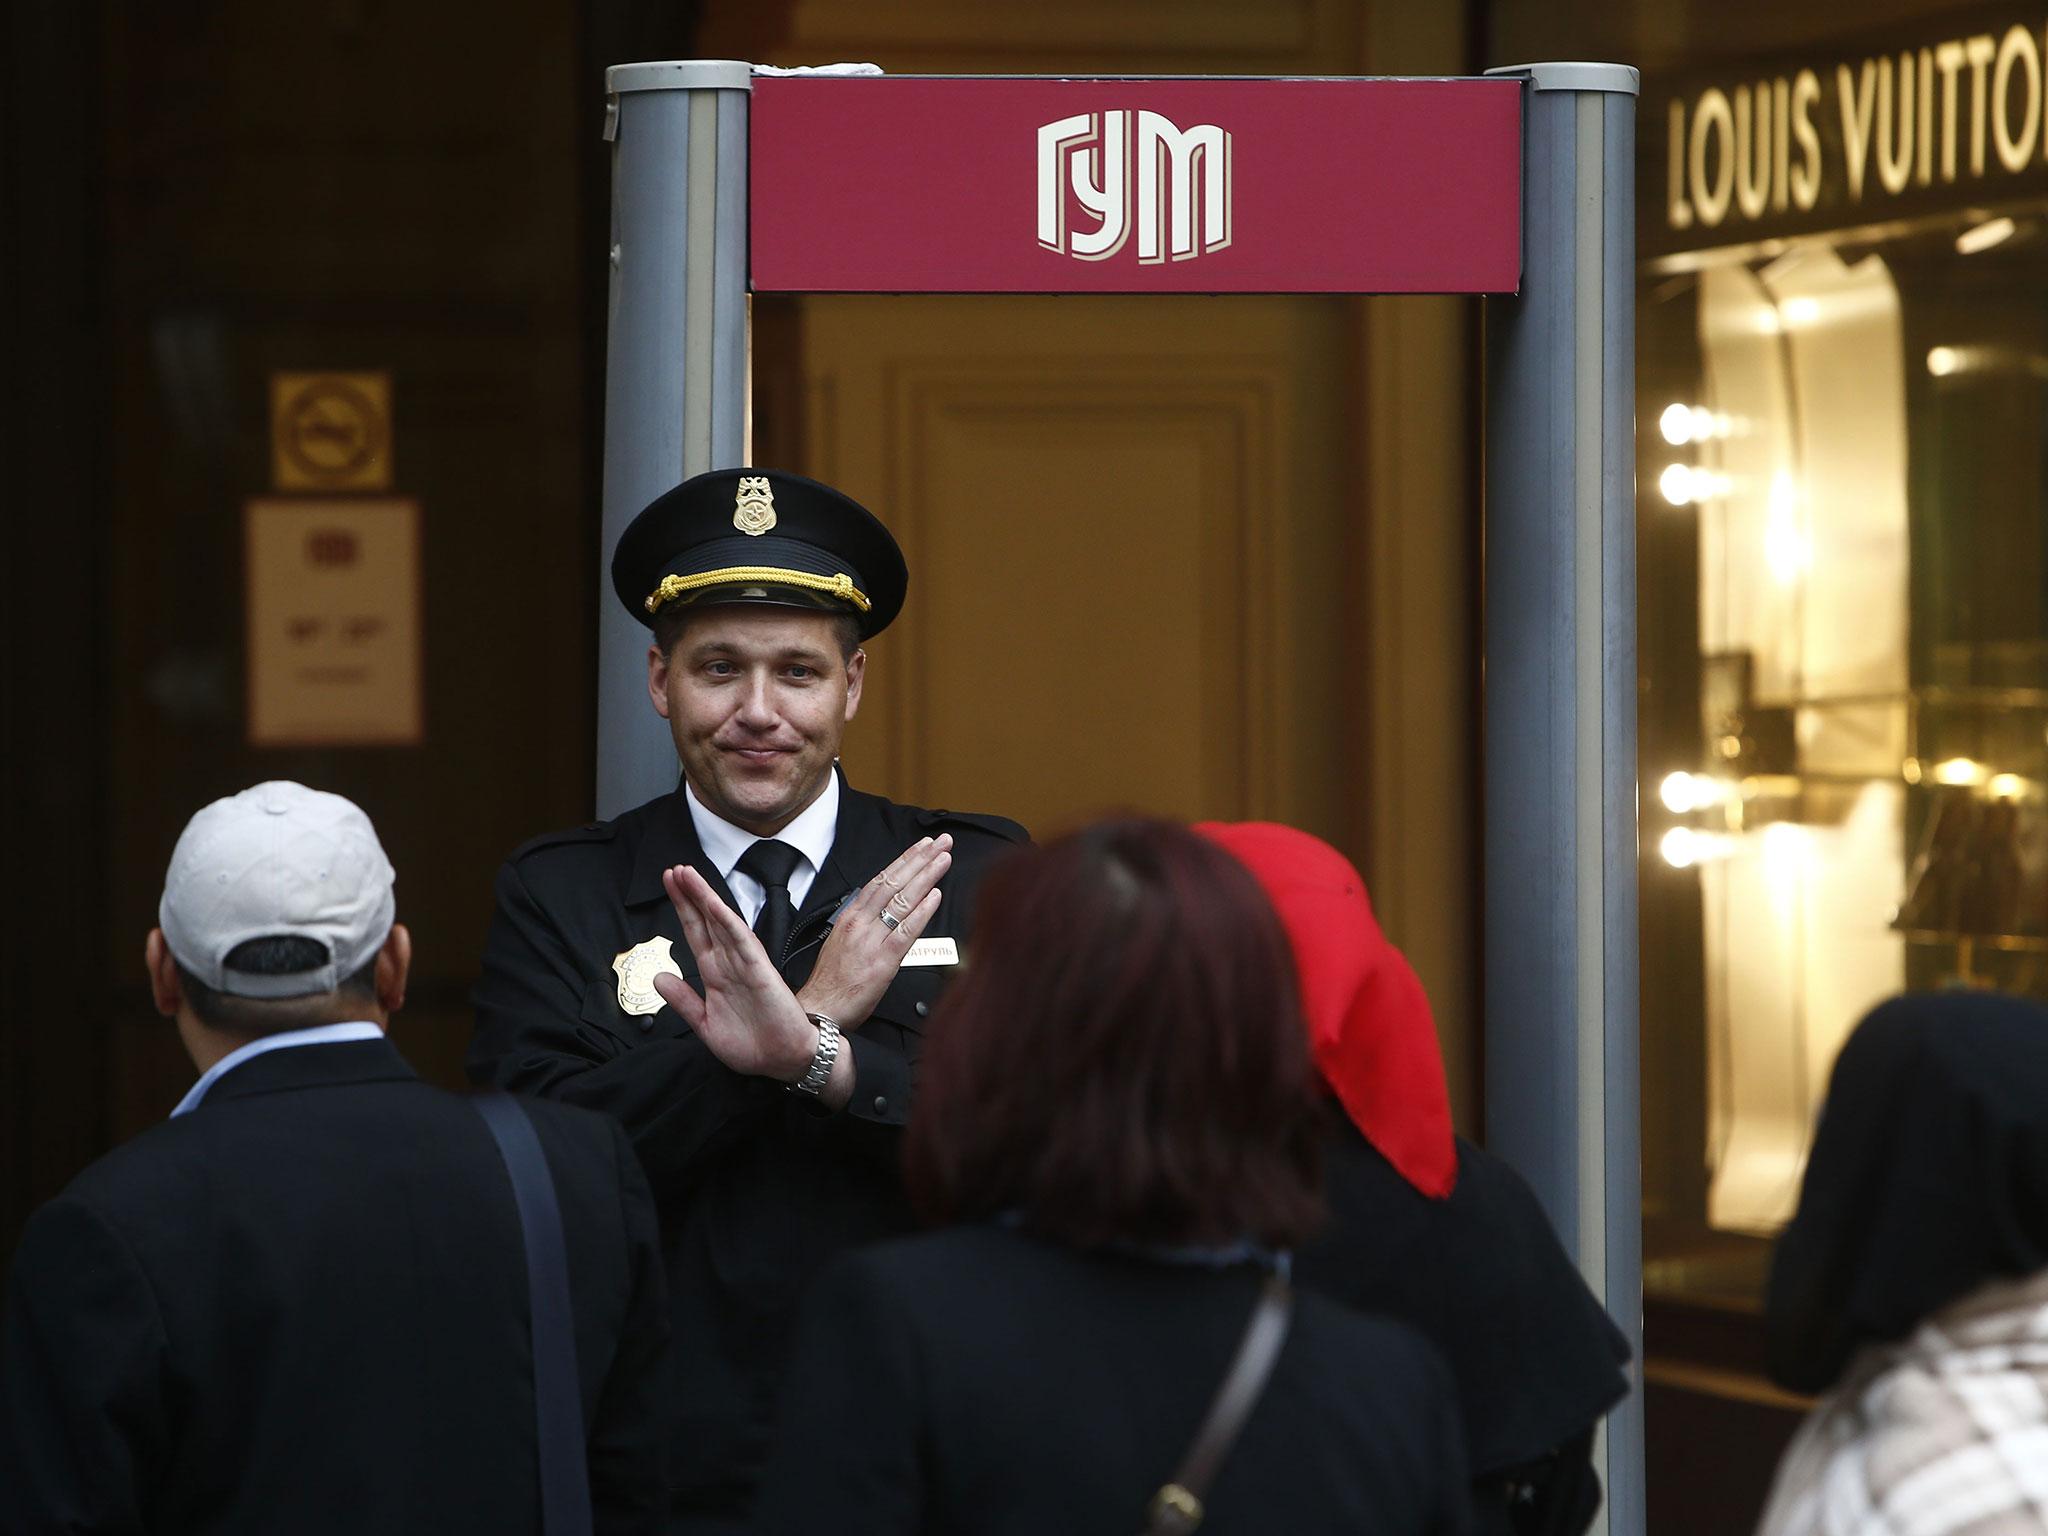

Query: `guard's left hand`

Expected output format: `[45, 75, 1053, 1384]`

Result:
[654, 865, 816, 1082]
[798, 834, 950, 1027]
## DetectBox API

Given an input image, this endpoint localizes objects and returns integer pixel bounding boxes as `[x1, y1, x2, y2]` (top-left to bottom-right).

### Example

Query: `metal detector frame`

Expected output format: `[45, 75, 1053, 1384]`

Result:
[596, 58, 1645, 1536]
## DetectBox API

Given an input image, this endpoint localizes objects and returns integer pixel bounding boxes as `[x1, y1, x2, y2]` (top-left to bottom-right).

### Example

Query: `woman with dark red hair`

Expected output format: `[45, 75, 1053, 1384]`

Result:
[1198, 822, 1631, 1536]
[750, 819, 1472, 1536]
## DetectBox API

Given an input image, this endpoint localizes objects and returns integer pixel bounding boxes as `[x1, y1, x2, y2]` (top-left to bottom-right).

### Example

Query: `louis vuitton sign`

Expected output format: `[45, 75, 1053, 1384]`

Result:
[1647, 5, 2048, 256]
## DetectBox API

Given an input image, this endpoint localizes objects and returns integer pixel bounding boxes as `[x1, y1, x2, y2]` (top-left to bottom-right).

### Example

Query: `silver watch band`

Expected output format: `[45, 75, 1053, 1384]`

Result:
[789, 1013, 842, 1098]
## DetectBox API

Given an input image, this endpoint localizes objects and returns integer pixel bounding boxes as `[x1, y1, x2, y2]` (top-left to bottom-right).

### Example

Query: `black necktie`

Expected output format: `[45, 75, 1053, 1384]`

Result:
[736, 839, 804, 967]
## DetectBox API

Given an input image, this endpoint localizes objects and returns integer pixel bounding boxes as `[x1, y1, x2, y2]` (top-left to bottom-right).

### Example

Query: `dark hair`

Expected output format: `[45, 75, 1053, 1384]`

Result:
[905, 819, 1324, 1251]
[652, 601, 862, 662]
[179, 934, 378, 1036]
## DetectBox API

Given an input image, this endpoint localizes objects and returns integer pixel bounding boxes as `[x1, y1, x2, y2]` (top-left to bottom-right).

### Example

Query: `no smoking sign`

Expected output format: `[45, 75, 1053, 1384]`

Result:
[270, 371, 392, 492]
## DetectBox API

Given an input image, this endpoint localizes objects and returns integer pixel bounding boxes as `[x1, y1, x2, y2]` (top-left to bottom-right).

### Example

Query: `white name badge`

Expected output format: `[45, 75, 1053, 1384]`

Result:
[901, 937, 960, 968]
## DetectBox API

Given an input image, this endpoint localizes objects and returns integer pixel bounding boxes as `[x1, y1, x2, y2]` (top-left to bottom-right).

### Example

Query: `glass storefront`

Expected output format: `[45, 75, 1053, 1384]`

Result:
[1640, 188, 2048, 1305]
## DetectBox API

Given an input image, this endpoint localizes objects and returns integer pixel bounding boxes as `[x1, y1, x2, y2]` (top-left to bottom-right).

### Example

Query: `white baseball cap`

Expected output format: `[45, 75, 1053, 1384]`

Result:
[159, 781, 396, 999]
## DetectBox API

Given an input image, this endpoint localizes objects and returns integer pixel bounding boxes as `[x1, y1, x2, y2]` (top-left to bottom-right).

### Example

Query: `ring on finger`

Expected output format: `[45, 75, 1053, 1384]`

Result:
[879, 909, 903, 931]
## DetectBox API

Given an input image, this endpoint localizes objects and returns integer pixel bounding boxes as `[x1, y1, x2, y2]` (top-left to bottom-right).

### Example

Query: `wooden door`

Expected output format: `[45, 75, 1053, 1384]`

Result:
[803, 295, 1353, 838]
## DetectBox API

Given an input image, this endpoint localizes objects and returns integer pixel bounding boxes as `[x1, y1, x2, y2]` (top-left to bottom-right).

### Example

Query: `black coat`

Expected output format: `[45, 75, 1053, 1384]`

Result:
[751, 1225, 1474, 1536]
[0, 1038, 668, 1536]
[1293, 1117, 1633, 1536]
[467, 774, 1026, 1520]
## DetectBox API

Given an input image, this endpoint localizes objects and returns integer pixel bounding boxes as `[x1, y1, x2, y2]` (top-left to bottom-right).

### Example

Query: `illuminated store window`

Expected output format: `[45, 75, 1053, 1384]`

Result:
[1640, 67, 2048, 1303]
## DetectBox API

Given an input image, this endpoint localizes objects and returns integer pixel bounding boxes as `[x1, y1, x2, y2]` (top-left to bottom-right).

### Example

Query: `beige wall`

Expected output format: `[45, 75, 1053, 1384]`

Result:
[710, 0, 1485, 1128]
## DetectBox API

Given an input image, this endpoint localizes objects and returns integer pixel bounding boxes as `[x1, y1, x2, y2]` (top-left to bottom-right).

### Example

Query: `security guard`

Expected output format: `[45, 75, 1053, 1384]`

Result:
[468, 468, 1026, 1534]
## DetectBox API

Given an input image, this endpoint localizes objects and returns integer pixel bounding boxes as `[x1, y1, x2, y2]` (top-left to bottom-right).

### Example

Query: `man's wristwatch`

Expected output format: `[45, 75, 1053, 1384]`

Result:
[788, 1012, 842, 1098]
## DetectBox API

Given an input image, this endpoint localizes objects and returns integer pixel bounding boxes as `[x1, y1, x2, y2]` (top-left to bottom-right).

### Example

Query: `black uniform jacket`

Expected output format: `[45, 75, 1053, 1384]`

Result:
[1294, 1115, 1633, 1536]
[752, 1225, 1474, 1536]
[0, 1038, 668, 1536]
[467, 772, 1027, 1517]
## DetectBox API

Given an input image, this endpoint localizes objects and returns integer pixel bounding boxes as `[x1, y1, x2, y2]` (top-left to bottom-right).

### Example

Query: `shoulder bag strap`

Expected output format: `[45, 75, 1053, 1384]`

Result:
[1142, 1274, 1294, 1536]
[473, 1092, 595, 1536]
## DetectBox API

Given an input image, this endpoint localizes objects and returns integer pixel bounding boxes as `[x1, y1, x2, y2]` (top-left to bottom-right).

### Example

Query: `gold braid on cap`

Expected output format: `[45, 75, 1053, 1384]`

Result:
[643, 567, 872, 616]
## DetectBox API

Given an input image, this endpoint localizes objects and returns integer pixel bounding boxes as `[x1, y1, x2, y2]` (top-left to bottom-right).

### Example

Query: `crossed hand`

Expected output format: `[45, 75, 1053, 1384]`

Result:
[651, 834, 953, 1084]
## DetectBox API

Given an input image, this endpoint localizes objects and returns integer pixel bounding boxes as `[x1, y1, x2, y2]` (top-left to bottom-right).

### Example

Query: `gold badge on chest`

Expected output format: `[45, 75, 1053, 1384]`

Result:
[612, 936, 684, 1016]
[733, 476, 777, 536]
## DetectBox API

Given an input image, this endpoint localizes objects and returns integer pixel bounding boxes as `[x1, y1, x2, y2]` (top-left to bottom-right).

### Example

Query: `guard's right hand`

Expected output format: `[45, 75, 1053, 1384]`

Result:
[654, 865, 818, 1082]
[796, 834, 950, 1029]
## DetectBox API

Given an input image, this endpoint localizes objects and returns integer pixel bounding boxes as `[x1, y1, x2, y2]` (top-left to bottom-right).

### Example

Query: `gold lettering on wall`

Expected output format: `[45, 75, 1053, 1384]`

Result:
[1773, 76, 1792, 211]
[1917, 46, 1934, 187]
[1994, 24, 2040, 171]
[1878, 53, 1915, 195]
[1792, 70, 1824, 208]
[1967, 34, 1997, 175]
[1936, 40, 1966, 181]
[1692, 87, 1736, 226]
[1736, 83, 1771, 220]
[1840, 59, 1877, 201]
[1669, 99, 1694, 229]
[1659, 13, 2048, 234]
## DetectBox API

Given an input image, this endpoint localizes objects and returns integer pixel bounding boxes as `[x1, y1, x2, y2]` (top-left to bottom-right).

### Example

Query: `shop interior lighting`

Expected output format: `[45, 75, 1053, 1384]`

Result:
[1989, 772, 2029, 800]
[1902, 757, 1923, 784]
[1765, 522, 1809, 583]
[1658, 464, 1731, 506]
[1931, 756, 1990, 787]
[1761, 822, 1812, 896]
[1660, 826, 1735, 869]
[1767, 469, 1799, 513]
[1781, 296, 1820, 326]
[1762, 821, 1810, 865]
[1922, 344, 2048, 378]
[1764, 471, 1810, 584]
[1659, 404, 1729, 446]
[1658, 771, 1689, 813]
[1659, 771, 1729, 814]
[1956, 216, 2017, 255]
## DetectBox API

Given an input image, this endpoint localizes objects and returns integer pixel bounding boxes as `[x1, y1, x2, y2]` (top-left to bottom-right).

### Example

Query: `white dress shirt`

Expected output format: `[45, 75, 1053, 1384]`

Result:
[171, 1020, 386, 1117]
[685, 771, 841, 927]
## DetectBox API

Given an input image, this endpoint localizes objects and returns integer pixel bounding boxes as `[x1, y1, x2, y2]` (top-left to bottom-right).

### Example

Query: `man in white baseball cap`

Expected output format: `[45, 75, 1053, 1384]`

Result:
[0, 781, 671, 1535]
[148, 778, 410, 1089]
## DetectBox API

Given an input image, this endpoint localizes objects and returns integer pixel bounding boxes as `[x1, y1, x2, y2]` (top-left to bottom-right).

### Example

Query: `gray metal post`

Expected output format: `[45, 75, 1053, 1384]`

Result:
[1481, 61, 1644, 1536]
[597, 60, 754, 818]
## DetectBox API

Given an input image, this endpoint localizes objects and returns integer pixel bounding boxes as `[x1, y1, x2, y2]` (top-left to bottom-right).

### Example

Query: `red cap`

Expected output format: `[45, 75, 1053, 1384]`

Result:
[1196, 822, 1457, 1200]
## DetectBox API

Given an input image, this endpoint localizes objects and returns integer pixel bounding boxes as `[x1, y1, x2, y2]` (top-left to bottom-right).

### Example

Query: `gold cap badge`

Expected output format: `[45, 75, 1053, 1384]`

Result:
[612, 936, 684, 1017]
[734, 476, 777, 536]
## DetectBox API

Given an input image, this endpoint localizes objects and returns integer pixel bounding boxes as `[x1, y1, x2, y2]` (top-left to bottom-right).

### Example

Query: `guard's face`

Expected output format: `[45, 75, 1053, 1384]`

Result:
[648, 607, 864, 837]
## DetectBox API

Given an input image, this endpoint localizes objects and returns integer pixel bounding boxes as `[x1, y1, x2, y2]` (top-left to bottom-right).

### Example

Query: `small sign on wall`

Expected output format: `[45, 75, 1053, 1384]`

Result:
[245, 498, 422, 746]
[270, 372, 393, 491]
